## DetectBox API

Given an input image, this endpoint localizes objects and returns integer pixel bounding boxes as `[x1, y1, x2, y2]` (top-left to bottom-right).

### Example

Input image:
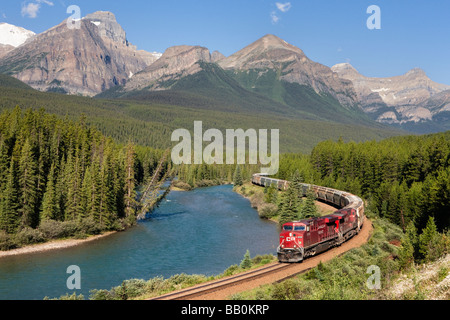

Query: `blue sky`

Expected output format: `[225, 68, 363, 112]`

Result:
[1, 0, 450, 85]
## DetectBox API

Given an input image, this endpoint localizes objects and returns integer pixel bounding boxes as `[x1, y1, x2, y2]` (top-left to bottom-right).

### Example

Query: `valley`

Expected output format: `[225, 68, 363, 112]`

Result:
[0, 4, 449, 304]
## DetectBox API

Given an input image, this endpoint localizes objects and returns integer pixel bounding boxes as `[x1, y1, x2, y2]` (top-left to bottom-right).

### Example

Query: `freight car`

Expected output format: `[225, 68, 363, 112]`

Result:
[252, 174, 365, 263]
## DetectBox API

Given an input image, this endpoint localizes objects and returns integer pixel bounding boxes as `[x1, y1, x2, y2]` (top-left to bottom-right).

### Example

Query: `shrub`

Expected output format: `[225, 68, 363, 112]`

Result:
[76, 218, 102, 238]
[173, 180, 192, 191]
[0, 231, 16, 251]
[14, 227, 45, 246]
[249, 193, 264, 209]
[251, 254, 275, 265]
[270, 279, 302, 300]
[223, 264, 239, 277]
[46, 293, 85, 300]
[39, 220, 78, 239]
[258, 203, 278, 219]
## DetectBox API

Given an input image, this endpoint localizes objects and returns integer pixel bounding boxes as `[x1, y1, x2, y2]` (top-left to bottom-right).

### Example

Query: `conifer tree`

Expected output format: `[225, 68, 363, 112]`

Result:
[419, 216, 438, 262]
[278, 185, 301, 226]
[18, 139, 39, 228]
[301, 188, 320, 219]
[65, 151, 83, 221]
[233, 165, 243, 187]
[0, 159, 20, 233]
[398, 221, 418, 268]
[41, 163, 59, 221]
[124, 142, 137, 218]
[240, 250, 252, 269]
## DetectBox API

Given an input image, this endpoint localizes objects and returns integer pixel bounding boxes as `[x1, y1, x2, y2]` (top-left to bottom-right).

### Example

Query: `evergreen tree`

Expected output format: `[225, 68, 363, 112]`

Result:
[398, 221, 418, 268]
[65, 151, 83, 221]
[18, 139, 39, 228]
[418, 217, 439, 263]
[41, 163, 59, 221]
[264, 184, 278, 204]
[301, 188, 320, 219]
[233, 165, 243, 187]
[240, 250, 252, 269]
[124, 142, 137, 218]
[278, 185, 301, 226]
[0, 159, 20, 233]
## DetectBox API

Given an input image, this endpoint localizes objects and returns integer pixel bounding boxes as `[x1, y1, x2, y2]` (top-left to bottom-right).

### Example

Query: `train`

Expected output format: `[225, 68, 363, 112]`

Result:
[252, 174, 365, 263]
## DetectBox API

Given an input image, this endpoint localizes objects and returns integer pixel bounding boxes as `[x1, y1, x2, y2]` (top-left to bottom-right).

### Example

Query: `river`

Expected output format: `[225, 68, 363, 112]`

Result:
[0, 185, 279, 300]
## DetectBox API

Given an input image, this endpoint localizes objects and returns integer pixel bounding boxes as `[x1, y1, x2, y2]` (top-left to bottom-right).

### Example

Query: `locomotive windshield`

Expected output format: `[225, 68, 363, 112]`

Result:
[294, 226, 306, 231]
[283, 226, 293, 231]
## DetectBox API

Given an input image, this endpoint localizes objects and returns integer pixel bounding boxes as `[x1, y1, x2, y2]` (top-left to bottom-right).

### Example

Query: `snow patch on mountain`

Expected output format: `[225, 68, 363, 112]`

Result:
[0, 23, 35, 47]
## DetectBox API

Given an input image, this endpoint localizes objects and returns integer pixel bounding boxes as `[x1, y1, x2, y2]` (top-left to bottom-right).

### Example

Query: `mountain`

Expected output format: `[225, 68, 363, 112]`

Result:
[102, 34, 376, 125]
[0, 12, 161, 96]
[0, 23, 35, 47]
[124, 45, 212, 91]
[218, 34, 359, 109]
[332, 63, 450, 132]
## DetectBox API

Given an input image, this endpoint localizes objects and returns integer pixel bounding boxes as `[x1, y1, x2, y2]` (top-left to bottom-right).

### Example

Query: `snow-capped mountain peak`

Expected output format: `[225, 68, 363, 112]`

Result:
[0, 23, 36, 47]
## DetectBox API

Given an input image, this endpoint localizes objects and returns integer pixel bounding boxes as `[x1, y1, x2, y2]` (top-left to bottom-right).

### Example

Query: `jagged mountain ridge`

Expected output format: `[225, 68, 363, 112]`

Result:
[332, 63, 450, 129]
[0, 12, 161, 96]
[124, 45, 212, 92]
[103, 36, 374, 125]
[218, 34, 359, 109]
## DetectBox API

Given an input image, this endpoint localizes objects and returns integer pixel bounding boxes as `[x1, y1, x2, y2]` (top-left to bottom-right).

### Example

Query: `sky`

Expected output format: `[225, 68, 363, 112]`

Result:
[1, 0, 450, 85]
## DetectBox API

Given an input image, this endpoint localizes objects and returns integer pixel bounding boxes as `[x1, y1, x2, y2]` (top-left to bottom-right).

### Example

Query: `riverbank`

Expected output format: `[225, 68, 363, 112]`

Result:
[1, 180, 175, 259]
[0, 231, 117, 259]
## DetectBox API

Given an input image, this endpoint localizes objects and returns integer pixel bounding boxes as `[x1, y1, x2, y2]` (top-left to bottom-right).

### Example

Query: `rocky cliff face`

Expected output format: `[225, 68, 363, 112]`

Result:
[0, 12, 160, 96]
[124, 45, 212, 91]
[332, 63, 450, 124]
[218, 34, 359, 108]
[0, 44, 14, 59]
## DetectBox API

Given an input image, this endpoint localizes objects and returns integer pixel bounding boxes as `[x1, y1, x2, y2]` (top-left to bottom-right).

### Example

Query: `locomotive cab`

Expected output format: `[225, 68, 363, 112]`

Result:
[278, 222, 306, 263]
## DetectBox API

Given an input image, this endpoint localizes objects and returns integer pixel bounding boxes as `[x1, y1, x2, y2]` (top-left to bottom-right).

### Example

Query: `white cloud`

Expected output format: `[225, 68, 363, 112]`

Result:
[38, 0, 54, 6]
[271, 2, 292, 24]
[21, 0, 54, 18]
[271, 11, 280, 24]
[276, 2, 292, 13]
[21, 3, 40, 18]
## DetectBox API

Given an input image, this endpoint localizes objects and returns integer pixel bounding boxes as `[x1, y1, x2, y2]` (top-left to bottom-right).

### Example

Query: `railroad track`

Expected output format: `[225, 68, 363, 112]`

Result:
[150, 262, 305, 300]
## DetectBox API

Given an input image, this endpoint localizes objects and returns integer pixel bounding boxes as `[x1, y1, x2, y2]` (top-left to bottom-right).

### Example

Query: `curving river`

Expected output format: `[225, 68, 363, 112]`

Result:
[0, 185, 279, 300]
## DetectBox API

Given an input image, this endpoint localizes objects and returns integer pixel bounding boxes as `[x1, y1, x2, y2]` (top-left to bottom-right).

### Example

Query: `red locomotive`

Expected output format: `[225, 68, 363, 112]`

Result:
[252, 174, 365, 263]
